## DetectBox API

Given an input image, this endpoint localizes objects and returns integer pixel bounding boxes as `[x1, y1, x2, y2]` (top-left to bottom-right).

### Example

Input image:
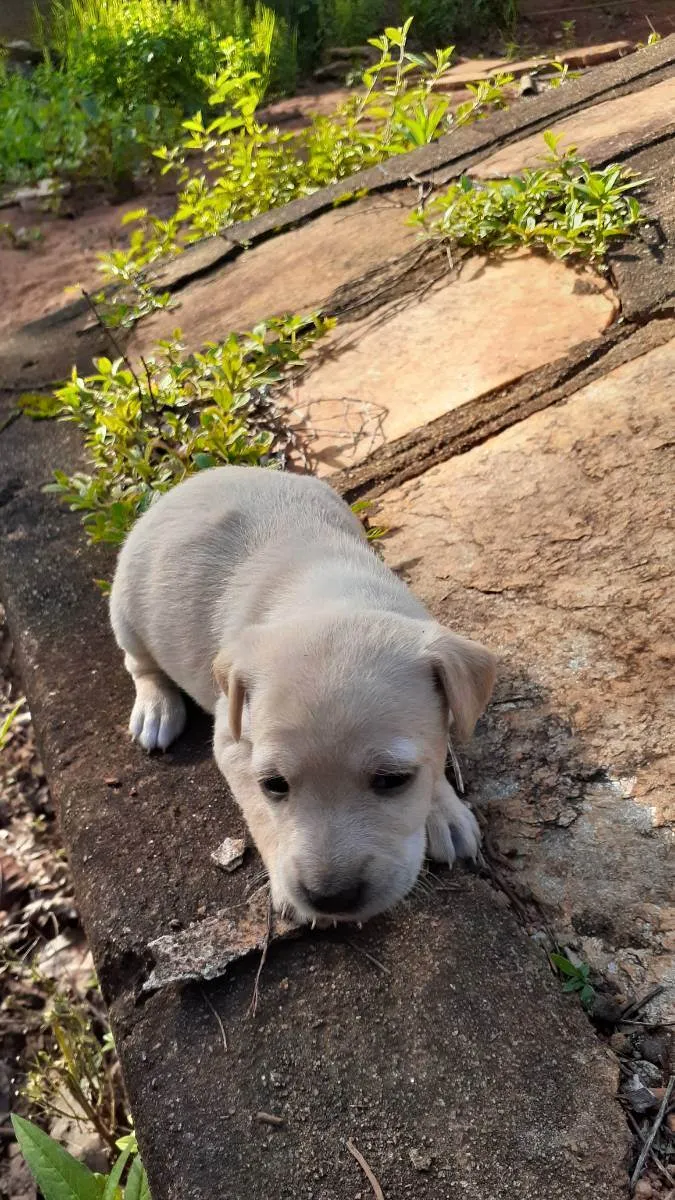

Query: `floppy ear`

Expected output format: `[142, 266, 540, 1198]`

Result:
[427, 627, 496, 742]
[213, 650, 246, 742]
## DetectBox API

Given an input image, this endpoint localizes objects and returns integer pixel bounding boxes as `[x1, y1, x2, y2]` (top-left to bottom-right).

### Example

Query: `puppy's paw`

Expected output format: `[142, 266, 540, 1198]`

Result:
[129, 680, 186, 752]
[426, 781, 481, 866]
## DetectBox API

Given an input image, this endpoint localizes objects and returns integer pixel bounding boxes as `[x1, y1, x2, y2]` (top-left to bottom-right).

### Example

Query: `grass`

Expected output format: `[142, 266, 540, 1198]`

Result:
[0, 697, 25, 751]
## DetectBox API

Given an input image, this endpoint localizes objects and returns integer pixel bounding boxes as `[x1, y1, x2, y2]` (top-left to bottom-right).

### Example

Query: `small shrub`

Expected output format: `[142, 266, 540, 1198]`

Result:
[0, 59, 168, 188]
[411, 133, 647, 264]
[318, 0, 387, 48]
[0, 1, 292, 190]
[25, 314, 333, 547]
[49, 0, 296, 109]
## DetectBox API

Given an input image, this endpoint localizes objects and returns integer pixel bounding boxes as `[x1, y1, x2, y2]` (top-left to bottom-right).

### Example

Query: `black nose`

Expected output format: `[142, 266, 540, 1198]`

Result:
[302, 881, 365, 914]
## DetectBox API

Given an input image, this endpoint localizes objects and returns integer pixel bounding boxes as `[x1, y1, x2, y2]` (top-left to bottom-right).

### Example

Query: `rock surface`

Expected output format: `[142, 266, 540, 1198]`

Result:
[472, 74, 675, 176]
[129, 194, 419, 362]
[377, 337, 675, 1003]
[287, 250, 617, 471]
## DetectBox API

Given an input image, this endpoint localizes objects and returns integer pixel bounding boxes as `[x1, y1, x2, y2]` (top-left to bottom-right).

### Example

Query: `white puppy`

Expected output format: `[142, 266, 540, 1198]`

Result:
[110, 467, 496, 924]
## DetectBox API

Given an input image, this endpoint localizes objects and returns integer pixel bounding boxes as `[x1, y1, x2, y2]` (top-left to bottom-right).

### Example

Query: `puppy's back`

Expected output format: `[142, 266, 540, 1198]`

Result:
[110, 466, 365, 709]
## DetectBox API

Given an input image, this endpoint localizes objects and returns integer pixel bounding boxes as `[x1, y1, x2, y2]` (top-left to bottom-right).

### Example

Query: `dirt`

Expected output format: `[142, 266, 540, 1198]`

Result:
[0, 604, 105, 1197]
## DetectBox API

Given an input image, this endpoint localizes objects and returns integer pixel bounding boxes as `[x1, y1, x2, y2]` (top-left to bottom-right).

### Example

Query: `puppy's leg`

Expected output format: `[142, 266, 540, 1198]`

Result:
[426, 777, 481, 866]
[113, 615, 186, 752]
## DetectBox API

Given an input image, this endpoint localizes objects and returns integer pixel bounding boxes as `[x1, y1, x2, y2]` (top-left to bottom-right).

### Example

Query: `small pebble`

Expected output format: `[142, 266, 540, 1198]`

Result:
[409, 1148, 433, 1172]
[211, 836, 246, 873]
[632, 1059, 663, 1087]
[634, 1181, 654, 1199]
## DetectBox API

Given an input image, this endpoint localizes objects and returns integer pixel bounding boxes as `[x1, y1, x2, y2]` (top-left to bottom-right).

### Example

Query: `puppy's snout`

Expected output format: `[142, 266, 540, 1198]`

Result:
[301, 880, 365, 915]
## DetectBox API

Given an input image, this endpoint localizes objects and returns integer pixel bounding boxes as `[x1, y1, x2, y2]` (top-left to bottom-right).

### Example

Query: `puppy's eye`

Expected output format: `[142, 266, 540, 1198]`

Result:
[260, 775, 290, 799]
[371, 771, 415, 794]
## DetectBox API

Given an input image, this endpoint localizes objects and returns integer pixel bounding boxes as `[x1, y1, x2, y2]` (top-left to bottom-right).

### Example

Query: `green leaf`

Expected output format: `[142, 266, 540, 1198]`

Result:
[124, 1157, 151, 1200]
[103, 1148, 131, 1199]
[11, 1114, 104, 1200]
[192, 452, 216, 470]
[562, 978, 581, 993]
[18, 392, 63, 420]
[549, 953, 580, 978]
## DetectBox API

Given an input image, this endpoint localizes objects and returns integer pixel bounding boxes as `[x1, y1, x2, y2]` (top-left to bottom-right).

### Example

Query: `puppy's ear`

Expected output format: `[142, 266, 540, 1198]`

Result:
[213, 650, 246, 742]
[427, 627, 496, 742]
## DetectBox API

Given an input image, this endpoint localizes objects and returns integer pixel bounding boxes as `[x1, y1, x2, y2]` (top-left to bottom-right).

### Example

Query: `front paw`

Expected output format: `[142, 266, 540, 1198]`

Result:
[129, 681, 186, 752]
[425, 780, 481, 866]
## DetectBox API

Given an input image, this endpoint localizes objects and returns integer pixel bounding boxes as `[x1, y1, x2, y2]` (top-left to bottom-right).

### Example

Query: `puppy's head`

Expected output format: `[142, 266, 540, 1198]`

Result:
[214, 611, 495, 924]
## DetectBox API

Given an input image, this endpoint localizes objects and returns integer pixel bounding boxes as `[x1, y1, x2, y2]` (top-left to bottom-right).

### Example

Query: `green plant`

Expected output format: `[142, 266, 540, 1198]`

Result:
[0, 222, 44, 248]
[0, 58, 166, 189]
[549, 952, 595, 1007]
[559, 18, 575, 49]
[0, 1, 292, 191]
[0, 698, 25, 751]
[317, 0, 387, 47]
[546, 59, 580, 89]
[22, 989, 121, 1152]
[49, 0, 294, 110]
[11, 1114, 151, 1199]
[636, 23, 662, 48]
[412, 132, 647, 264]
[100, 20, 513, 316]
[350, 498, 387, 541]
[23, 314, 332, 547]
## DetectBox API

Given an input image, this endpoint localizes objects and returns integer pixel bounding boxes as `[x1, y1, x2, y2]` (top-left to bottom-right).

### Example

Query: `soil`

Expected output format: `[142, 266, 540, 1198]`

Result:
[0, 605, 110, 1198]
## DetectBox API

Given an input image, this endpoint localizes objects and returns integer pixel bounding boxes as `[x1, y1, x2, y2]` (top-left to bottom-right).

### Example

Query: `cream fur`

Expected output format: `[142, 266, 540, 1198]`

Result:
[110, 466, 496, 923]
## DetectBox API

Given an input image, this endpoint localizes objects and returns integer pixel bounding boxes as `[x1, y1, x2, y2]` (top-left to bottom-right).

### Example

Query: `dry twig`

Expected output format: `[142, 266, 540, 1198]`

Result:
[346, 1138, 385, 1200]
[200, 988, 228, 1053]
[248, 896, 273, 1018]
[256, 1111, 284, 1127]
[81, 289, 144, 401]
[345, 940, 390, 976]
[630, 1074, 675, 1190]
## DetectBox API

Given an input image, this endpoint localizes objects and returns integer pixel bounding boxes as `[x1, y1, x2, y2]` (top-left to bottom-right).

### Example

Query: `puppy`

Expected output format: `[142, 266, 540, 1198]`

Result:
[110, 466, 496, 924]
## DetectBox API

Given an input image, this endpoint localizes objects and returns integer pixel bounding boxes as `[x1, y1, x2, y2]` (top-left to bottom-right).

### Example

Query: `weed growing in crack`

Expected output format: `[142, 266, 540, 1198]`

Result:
[549, 951, 595, 1008]
[411, 132, 648, 264]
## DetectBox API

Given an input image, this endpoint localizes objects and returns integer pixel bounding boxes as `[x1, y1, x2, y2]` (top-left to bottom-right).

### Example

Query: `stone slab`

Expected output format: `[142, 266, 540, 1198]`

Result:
[376, 338, 675, 1005]
[129, 194, 419, 362]
[437, 41, 634, 89]
[286, 251, 617, 472]
[472, 74, 675, 176]
[0, 394, 631, 1197]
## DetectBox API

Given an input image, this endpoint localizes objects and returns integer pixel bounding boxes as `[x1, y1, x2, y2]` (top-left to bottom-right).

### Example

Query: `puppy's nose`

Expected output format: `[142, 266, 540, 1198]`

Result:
[302, 881, 365, 914]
